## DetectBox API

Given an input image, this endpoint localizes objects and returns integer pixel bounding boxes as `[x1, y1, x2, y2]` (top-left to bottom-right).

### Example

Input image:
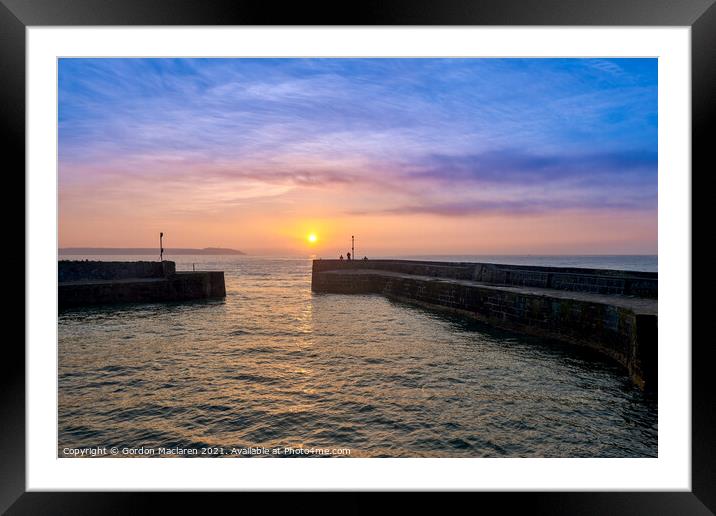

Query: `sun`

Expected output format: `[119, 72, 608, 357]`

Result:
[307, 233, 318, 244]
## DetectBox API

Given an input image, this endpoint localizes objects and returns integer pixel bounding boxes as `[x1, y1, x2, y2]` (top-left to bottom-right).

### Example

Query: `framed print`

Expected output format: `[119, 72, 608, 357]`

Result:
[5, 0, 714, 512]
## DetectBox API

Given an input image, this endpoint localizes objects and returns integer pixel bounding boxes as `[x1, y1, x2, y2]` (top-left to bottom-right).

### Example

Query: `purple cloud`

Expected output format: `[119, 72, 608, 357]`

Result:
[407, 149, 656, 186]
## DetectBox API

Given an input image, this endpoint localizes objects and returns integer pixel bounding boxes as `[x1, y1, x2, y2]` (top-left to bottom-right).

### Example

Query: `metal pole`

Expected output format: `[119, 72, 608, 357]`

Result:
[352, 235, 354, 261]
[160, 232, 164, 261]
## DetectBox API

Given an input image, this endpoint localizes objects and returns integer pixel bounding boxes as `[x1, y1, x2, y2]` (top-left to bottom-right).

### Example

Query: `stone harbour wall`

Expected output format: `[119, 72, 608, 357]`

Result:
[312, 259, 657, 298]
[311, 260, 657, 391]
[59, 260, 176, 282]
[58, 261, 224, 308]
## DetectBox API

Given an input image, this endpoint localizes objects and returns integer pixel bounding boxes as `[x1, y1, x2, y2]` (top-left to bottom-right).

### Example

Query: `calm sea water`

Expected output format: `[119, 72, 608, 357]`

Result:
[58, 255, 657, 457]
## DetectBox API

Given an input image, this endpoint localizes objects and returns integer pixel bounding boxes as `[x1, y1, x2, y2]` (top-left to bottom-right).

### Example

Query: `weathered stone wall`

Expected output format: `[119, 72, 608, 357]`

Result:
[313, 259, 657, 298]
[313, 259, 475, 279]
[59, 260, 176, 282]
[58, 268, 224, 308]
[174, 271, 226, 299]
[311, 261, 658, 391]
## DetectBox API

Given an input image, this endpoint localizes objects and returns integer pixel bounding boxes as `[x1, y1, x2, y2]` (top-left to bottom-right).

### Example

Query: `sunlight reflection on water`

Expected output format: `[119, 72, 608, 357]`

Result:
[58, 255, 657, 457]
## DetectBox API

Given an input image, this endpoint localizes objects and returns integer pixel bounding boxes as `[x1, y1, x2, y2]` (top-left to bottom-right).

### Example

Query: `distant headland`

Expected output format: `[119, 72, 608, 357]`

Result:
[59, 247, 246, 256]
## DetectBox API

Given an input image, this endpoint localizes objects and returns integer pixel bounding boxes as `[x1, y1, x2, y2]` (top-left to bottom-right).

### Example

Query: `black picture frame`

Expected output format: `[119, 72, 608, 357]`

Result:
[4, 0, 713, 513]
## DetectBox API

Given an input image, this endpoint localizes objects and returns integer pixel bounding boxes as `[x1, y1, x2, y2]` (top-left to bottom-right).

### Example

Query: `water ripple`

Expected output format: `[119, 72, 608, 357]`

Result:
[58, 256, 657, 457]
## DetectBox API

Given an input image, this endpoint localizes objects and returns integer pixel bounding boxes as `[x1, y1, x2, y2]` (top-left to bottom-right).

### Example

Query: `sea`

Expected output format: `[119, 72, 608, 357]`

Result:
[58, 255, 657, 458]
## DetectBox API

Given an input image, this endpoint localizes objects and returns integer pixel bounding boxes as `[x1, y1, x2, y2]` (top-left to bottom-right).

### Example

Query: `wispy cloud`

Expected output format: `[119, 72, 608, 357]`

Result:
[351, 194, 656, 218]
[58, 58, 658, 252]
[406, 148, 656, 186]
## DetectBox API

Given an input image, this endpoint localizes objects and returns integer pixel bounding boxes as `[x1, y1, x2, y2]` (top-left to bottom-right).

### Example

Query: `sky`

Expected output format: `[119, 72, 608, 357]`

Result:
[58, 58, 657, 256]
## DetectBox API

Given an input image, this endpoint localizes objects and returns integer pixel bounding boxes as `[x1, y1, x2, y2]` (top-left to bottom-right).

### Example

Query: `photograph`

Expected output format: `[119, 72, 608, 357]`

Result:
[3, 0, 710, 507]
[56, 57, 659, 459]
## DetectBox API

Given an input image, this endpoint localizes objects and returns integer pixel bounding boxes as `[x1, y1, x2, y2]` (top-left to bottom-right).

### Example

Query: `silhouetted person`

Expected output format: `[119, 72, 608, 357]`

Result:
[339, 254, 344, 260]
[347, 252, 351, 261]
[363, 256, 368, 260]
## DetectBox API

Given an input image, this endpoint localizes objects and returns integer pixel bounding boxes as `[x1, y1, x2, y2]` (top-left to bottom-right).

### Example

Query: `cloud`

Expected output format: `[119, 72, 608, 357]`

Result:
[349, 193, 656, 217]
[59, 58, 657, 169]
[406, 148, 656, 186]
[589, 59, 626, 77]
[58, 58, 658, 236]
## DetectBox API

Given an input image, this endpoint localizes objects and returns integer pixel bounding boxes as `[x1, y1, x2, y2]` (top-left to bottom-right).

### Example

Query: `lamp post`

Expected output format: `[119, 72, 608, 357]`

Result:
[352, 235, 354, 261]
[160, 232, 164, 262]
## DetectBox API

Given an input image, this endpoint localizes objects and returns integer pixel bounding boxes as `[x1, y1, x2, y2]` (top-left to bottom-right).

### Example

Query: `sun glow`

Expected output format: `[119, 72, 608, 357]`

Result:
[307, 233, 318, 244]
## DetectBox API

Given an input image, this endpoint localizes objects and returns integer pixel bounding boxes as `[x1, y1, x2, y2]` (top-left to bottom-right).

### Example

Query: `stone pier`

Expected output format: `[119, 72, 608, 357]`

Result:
[311, 259, 657, 391]
[58, 260, 226, 309]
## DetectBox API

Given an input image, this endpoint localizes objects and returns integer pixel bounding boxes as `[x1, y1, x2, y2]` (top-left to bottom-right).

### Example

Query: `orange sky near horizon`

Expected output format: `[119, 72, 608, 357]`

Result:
[59, 203, 656, 257]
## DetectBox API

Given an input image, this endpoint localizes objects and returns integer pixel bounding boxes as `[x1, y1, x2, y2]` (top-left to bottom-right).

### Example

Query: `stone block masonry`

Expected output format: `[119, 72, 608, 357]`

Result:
[58, 260, 176, 282]
[312, 260, 657, 391]
[58, 261, 225, 309]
